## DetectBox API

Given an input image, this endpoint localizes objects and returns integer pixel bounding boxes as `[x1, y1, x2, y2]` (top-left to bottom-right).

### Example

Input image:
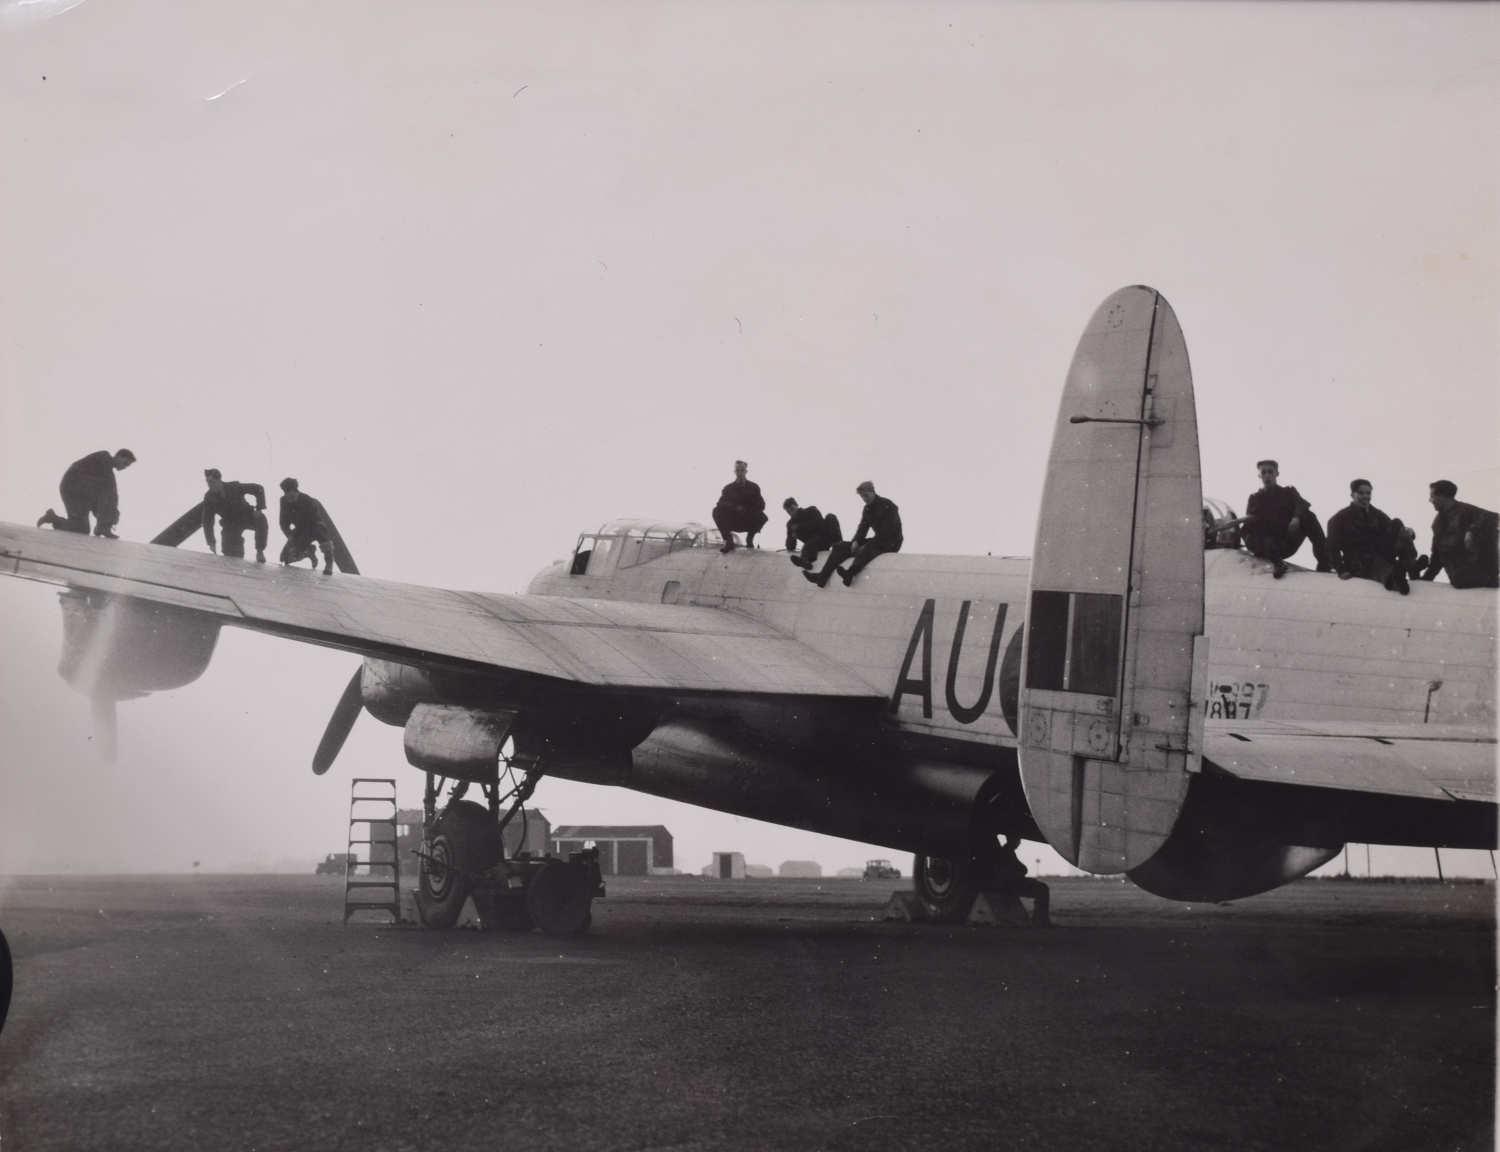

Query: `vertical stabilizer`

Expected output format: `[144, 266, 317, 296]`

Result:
[1018, 286, 1206, 873]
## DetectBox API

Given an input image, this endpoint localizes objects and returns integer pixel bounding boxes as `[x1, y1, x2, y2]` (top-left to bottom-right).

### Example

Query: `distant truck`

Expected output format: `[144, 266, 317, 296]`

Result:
[315, 853, 355, 876]
[863, 859, 901, 880]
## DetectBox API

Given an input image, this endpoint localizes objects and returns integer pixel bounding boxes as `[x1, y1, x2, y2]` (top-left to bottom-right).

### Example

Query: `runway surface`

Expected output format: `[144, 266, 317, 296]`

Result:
[0, 875, 1492, 1151]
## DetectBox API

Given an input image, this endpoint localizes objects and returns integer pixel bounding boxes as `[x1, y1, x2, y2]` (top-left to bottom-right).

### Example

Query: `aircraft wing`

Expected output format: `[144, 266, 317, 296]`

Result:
[1204, 720, 1496, 804]
[0, 524, 883, 700]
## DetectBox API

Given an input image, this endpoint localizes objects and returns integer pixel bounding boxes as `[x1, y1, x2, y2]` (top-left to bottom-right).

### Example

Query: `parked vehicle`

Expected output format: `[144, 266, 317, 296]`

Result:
[315, 852, 355, 876]
[862, 859, 901, 880]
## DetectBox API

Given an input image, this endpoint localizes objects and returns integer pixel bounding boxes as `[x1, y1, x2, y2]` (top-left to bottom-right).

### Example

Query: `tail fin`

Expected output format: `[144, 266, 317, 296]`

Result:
[1017, 286, 1207, 874]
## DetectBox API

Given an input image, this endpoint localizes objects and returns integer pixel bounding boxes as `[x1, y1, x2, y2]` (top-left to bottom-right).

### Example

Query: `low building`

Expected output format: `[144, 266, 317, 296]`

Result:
[745, 864, 773, 879]
[551, 825, 673, 877]
[704, 851, 746, 879]
[779, 860, 822, 879]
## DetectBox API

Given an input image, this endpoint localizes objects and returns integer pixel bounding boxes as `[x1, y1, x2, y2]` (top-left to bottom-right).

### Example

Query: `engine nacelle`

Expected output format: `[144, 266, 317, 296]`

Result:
[403, 703, 516, 784]
[57, 591, 220, 701]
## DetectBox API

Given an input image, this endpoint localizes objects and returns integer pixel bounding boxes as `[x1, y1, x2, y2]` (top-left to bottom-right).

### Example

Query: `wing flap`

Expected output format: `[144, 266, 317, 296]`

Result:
[0, 524, 882, 699]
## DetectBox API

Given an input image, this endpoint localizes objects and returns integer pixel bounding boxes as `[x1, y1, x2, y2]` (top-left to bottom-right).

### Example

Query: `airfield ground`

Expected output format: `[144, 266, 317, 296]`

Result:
[0, 875, 1492, 1151]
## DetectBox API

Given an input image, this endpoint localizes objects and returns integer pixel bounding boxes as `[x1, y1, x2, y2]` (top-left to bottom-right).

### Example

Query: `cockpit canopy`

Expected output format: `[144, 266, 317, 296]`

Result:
[570, 519, 724, 577]
[1203, 497, 1242, 549]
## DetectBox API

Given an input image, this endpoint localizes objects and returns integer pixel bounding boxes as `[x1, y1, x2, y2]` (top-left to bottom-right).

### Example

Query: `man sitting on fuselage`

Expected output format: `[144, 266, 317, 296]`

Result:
[1421, 480, 1499, 590]
[805, 481, 902, 588]
[1327, 478, 1422, 595]
[1242, 459, 1332, 579]
[782, 498, 842, 570]
[712, 459, 768, 553]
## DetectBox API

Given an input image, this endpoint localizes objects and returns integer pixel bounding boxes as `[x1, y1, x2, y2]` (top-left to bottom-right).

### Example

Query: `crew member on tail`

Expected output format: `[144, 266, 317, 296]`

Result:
[712, 459, 767, 553]
[782, 498, 842, 570]
[806, 481, 902, 588]
[202, 468, 269, 562]
[36, 449, 136, 538]
[1242, 459, 1332, 578]
[1327, 479, 1423, 595]
[278, 478, 335, 574]
[1421, 480, 1499, 589]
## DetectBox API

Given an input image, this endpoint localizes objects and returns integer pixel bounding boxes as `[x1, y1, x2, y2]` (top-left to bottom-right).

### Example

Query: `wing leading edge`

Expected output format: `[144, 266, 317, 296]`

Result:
[0, 523, 883, 700]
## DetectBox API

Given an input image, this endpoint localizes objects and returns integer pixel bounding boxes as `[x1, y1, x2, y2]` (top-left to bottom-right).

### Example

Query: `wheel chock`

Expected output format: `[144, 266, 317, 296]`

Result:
[883, 891, 929, 922]
[967, 890, 1031, 927]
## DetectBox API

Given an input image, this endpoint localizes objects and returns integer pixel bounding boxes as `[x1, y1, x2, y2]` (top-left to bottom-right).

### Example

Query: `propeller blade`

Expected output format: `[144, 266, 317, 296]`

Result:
[313, 666, 364, 775]
[90, 695, 118, 763]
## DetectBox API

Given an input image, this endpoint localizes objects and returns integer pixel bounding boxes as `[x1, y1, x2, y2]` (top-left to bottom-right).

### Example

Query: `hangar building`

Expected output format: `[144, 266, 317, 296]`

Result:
[395, 808, 552, 864]
[551, 825, 674, 876]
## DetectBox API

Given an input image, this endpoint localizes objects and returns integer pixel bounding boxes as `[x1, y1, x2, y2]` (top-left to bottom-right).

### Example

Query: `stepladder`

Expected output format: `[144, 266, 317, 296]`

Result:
[345, 777, 400, 923]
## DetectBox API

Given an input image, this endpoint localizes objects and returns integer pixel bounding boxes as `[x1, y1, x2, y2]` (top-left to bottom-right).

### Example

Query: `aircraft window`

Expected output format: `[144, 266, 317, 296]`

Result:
[570, 521, 722, 572]
[1068, 593, 1122, 696]
[1026, 591, 1069, 691]
[1026, 590, 1122, 696]
[586, 538, 613, 574]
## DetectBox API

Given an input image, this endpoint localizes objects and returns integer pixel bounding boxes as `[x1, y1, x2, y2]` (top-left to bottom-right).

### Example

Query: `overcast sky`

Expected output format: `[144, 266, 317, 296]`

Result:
[1, 1, 1495, 880]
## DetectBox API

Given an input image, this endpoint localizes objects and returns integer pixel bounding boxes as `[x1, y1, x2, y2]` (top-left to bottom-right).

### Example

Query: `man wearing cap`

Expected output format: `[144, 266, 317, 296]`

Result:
[782, 498, 842, 570]
[1420, 480, 1498, 589]
[201, 468, 269, 562]
[278, 478, 336, 574]
[1242, 459, 1332, 578]
[1326, 479, 1423, 595]
[712, 459, 768, 553]
[806, 481, 902, 588]
[36, 449, 136, 537]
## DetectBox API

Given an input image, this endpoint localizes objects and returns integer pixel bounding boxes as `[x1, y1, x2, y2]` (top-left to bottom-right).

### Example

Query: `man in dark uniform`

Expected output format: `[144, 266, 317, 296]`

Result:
[990, 835, 1051, 927]
[36, 449, 136, 537]
[1327, 479, 1422, 595]
[201, 467, 269, 562]
[782, 498, 842, 570]
[278, 477, 335, 574]
[712, 459, 768, 553]
[806, 480, 902, 588]
[1420, 480, 1499, 589]
[1242, 459, 1332, 578]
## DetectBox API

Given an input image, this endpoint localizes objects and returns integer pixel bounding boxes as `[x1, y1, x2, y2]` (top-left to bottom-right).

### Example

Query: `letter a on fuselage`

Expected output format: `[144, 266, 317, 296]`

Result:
[1019, 286, 1206, 874]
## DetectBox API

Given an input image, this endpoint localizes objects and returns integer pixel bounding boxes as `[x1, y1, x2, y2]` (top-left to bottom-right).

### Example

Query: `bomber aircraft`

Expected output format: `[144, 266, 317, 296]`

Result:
[1, 286, 1494, 932]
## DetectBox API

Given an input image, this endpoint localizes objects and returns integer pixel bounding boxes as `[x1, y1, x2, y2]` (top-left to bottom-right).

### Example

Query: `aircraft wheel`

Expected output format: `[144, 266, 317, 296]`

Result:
[417, 800, 498, 929]
[526, 860, 593, 936]
[914, 853, 978, 923]
[0, 927, 11, 1037]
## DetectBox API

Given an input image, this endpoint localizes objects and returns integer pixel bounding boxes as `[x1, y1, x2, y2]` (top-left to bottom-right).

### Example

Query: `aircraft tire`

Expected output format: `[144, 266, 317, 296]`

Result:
[913, 854, 978, 923]
[417, 800, 499, 930]
[525, 859, 593, 936]
[0, 926, 11, 1036]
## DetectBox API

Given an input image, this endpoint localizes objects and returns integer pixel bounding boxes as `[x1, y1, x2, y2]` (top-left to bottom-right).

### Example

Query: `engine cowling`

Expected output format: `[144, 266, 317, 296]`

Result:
[57, 591, 220, 700]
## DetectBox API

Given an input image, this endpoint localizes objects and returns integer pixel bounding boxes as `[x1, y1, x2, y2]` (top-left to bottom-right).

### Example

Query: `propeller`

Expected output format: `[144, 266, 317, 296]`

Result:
[313, 666, 365, 775]
[89, 694, 118, 763]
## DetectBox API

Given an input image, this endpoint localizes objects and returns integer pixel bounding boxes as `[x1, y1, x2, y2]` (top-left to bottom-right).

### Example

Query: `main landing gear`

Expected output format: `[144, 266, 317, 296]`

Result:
[912, 835, 1048, 925]
[414, 764, 603, 935]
